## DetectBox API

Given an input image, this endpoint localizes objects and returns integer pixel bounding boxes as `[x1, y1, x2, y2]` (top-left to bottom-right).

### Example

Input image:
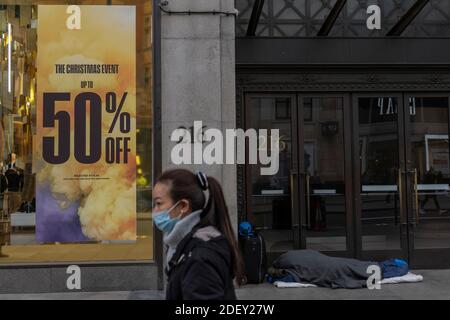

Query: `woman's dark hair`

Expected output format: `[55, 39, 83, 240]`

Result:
[156, 169, 245, 285]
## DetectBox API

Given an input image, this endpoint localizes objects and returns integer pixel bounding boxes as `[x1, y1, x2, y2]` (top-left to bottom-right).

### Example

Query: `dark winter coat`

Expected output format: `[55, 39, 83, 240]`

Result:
[0, 174, 7, 194]
[165, 225, 237, 300]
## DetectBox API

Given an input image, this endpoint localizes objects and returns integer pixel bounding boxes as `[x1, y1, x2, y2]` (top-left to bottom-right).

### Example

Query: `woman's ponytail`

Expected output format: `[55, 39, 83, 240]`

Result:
[202, 176, 245, 286]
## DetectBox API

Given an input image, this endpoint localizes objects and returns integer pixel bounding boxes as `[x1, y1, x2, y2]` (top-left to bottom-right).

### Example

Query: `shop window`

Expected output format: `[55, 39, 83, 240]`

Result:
[0, 0, 154, 263]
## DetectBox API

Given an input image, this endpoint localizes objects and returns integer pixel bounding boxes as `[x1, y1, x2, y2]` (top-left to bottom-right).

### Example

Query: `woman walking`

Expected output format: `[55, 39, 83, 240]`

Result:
[152, 169, 245, 300]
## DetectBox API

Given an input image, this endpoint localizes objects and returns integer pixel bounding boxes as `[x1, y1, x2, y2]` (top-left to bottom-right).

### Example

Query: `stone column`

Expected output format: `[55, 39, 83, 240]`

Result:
[160, 0, 237, 230]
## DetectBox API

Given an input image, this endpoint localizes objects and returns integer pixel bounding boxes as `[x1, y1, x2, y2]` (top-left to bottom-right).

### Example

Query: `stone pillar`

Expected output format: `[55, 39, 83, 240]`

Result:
[160, 0, 237, 230]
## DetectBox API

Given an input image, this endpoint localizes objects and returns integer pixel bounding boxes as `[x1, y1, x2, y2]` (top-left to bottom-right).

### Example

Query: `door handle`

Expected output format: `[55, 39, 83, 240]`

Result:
[413, 168, 419, 226]
[402, 168, 420, 227]
[397, 168, 406, 227]
[299, 172, 311, 229]
[290, 170, 299, 228]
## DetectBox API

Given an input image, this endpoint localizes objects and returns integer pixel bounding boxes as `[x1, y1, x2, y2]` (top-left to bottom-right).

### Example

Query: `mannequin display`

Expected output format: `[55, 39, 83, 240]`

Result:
[3, 153, 24, 215]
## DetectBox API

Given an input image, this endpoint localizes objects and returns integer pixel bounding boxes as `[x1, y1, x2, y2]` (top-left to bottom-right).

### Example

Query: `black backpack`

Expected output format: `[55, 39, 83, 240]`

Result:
[240, 232, 267, 284]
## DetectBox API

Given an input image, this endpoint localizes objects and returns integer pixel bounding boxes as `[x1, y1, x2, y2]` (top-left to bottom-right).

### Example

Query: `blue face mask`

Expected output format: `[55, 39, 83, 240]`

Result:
[152, 201, 181, 234]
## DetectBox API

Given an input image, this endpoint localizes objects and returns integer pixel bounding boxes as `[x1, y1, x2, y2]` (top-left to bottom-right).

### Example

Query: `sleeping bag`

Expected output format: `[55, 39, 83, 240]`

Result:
[271, 250, 379, 289]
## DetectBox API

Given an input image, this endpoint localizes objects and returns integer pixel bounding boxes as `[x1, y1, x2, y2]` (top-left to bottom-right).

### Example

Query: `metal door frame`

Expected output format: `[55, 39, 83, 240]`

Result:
[297, 93, 354, 258]
[403, 92, 450, 268]
[244, 93, 300, 263]
[352, 93, 409, 262]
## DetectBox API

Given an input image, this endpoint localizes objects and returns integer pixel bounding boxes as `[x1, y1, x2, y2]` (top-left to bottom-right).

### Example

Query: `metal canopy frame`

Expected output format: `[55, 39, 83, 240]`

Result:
[246, 0, 265, 36]
[387, 0, 430, 36]
[317, 0, 347, 36]
[242, 0, 439, 38]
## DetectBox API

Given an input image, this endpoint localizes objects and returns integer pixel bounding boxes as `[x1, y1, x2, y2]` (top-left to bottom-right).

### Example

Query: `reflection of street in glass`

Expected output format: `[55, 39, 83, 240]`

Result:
[419, 167, 448, 216]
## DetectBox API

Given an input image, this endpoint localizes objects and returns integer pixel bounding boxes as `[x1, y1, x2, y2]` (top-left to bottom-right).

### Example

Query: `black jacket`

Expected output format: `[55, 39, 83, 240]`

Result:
[5, 168, 24, 192]
[165, 226, 237, 300]
[0, 174, 7, 193]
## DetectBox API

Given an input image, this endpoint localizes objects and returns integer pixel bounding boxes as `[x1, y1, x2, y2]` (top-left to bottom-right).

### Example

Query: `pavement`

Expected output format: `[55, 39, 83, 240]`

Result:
[0, 270, 449, 300]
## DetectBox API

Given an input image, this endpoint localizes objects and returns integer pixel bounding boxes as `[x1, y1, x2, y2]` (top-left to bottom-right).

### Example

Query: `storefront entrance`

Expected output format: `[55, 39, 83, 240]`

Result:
[244, 92, 450, 268]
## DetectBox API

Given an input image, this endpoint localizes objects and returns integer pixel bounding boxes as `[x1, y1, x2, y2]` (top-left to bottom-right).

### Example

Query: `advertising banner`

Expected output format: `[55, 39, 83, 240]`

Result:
[36, 5, 136, 242]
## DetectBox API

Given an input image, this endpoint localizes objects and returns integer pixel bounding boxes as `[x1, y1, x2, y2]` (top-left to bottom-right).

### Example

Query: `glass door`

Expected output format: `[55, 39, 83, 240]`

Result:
[298, 95, 353, 256]
[404, 94, 450, 268]
[245, 94, 299, 262]
[244, 92, 450, 268]
[354, 94, 409, 261]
